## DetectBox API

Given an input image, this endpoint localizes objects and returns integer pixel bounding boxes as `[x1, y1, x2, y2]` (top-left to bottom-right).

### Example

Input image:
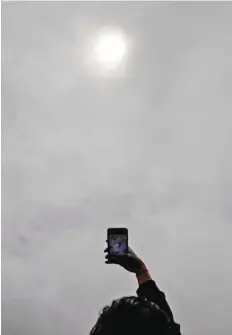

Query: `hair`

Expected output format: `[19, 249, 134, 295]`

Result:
[90, 296, 172, 335]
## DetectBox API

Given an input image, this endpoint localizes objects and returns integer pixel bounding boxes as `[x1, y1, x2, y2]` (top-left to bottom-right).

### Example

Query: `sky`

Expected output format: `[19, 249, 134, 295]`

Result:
[2, 2, 232, 335]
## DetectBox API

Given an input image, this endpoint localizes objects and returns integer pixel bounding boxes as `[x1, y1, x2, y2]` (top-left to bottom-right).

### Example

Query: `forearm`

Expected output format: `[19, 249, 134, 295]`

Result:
[136, 265, 152, 285]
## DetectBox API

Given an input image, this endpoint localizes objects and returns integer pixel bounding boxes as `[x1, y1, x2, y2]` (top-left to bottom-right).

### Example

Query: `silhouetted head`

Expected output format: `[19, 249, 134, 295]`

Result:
[90, 296, 172, 335]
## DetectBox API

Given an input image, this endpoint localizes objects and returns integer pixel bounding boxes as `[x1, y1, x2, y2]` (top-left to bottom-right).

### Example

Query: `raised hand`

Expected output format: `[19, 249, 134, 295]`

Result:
[104, 246, 147, 275]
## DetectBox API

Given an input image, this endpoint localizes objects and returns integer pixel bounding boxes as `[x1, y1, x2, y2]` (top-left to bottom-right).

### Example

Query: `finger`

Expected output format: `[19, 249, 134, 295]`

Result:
[104, 247, 108, 253]
[105, 260, 117, 264]
[106, 254, 118, 261]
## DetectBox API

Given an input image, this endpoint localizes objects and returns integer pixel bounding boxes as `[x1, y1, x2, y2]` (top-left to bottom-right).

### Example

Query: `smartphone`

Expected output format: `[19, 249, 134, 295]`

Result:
[107, 228, 128, 258]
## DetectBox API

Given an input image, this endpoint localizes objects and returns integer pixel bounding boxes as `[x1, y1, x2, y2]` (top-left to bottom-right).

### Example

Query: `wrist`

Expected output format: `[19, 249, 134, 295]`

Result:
[136, 266, 152, 285]
[135, 263, 148, 276]
[136, 268, 148, 276]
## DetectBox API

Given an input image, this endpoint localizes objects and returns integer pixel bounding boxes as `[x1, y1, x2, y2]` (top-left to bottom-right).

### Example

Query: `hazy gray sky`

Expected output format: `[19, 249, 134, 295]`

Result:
[2, 2, 232, 335]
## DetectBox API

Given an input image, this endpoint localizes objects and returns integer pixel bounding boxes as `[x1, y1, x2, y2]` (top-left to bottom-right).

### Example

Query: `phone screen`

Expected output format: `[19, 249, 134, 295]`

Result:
[108, 231, 128, 256]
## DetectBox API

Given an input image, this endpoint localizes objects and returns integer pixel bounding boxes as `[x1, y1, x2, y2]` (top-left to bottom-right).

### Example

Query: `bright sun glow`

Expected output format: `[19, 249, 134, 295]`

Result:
[93, 28, 127, 71]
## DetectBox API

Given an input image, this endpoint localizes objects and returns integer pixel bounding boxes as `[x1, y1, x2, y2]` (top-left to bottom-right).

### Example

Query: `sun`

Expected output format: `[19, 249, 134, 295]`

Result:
[93, 27, 127, 71]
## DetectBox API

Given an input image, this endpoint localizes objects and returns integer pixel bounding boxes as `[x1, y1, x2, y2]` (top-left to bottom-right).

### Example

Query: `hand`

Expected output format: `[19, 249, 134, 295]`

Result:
[104, 245, 148, 275]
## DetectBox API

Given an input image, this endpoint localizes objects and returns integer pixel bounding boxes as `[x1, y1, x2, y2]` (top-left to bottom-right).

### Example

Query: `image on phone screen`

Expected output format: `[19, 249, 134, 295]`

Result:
[108, 234, 128, 256]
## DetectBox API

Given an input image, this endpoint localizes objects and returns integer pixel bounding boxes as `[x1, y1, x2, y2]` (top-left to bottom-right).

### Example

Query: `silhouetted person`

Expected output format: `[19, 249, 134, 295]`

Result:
[90, 247, 181, 335]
